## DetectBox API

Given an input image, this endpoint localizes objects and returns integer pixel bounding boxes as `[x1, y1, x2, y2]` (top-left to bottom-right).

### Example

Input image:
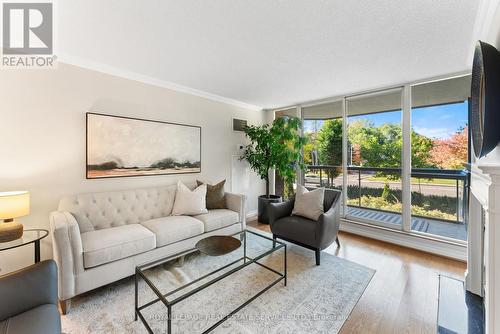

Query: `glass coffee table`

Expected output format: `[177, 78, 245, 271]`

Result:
[135, 229, 287, 334]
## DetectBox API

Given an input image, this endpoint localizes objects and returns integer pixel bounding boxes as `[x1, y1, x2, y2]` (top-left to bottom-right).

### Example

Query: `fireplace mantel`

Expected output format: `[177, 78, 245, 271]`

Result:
[469, 160, 500, 334]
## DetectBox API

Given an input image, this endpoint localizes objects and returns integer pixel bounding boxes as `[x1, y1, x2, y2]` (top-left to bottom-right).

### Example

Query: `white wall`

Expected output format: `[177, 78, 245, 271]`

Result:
[0, 63, 265, 273]
[485, 1, 500, 48]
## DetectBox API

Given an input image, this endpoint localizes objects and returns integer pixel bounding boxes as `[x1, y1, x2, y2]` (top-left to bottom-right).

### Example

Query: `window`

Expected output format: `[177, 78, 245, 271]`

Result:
[279, 74, 471, 244]
[410, 76, 470, 241]
[302, 101, 344, 194]
[346, 88, 403, 228]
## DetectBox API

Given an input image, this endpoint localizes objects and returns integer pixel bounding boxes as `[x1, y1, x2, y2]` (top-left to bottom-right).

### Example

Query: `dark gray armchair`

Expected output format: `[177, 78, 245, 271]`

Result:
[269, 188, 341, 265]
[0, 260, 61, 334]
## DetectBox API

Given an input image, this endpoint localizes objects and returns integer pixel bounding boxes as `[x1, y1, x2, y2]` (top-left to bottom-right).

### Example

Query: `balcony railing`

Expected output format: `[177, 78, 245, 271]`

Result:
[305, 165, 469, 224]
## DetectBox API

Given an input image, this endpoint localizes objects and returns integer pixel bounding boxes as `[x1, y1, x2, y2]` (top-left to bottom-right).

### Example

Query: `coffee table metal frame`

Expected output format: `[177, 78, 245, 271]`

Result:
[134, 229, 287, 334]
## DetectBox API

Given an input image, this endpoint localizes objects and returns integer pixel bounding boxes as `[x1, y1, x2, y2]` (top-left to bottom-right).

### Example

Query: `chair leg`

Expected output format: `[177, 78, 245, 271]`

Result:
[315, 250, 321, 266]
[336, 236, 341, 248]
[59, 299, 71, 315]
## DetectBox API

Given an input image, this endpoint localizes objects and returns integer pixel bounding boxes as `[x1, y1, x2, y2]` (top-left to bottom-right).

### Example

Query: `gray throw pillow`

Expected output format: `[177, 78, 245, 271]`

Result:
[196, 180, 226, 210]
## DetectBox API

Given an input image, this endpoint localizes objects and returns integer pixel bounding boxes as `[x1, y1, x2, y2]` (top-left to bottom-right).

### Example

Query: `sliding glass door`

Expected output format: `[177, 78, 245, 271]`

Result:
[410, 76, 470, 241]
[284, 74, 471, 242]
[345, 88, 404, 228]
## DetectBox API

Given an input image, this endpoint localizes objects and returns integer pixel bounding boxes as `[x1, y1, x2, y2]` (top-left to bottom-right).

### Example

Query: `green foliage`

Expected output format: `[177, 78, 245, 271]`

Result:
[381, 183, 391, 201]
[317, 119, 343, 177]
[347, 119, 435, 169]
[347, 120, 402, 167]
[411, 129, 435, 168]
[302, 133, 317, 165]
[241, 117, 307, 197]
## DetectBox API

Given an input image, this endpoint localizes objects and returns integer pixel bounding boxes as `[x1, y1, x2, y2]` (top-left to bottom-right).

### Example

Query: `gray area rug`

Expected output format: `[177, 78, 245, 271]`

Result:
[62, 230, 374, 333]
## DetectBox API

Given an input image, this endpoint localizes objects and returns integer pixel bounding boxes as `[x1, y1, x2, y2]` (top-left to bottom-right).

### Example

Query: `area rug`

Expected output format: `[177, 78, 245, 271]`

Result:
[62, 229, 375, 333]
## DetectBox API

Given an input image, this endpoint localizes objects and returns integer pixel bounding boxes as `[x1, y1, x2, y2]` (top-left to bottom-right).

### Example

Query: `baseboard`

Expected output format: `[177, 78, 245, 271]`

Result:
[340, 219, 467, 261]
[246, 210, 258, 221]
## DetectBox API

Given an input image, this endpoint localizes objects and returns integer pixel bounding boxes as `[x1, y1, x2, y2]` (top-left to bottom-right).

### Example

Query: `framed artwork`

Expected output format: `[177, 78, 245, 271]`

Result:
[86, 112, 201, 179]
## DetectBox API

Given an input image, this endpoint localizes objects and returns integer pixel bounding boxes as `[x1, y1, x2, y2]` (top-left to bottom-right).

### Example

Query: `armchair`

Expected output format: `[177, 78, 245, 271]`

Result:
[0, 260, 61, 334]
[269, 188, 341, 265]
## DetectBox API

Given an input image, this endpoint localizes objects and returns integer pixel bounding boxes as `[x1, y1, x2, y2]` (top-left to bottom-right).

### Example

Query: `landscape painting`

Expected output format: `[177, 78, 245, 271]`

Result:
[86, 113, 201, 178]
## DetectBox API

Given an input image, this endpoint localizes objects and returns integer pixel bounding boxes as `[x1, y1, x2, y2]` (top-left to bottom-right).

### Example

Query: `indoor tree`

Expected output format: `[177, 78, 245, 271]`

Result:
[240, 117, 307, 198]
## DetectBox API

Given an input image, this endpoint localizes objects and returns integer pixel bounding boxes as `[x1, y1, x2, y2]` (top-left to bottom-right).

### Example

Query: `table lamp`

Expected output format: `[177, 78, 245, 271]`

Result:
[0, 191, 30, 242]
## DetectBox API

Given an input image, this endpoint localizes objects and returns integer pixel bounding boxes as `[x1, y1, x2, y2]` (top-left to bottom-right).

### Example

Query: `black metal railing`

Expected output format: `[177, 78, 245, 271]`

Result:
[305, 165, 470, 224]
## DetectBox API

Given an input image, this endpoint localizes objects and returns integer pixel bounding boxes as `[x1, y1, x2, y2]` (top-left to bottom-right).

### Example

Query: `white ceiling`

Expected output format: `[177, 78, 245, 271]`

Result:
[58, 0, 481, 110]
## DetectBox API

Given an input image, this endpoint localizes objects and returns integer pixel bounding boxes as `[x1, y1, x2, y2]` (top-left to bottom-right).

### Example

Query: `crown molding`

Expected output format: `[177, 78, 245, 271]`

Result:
[57, 54, 263, 112]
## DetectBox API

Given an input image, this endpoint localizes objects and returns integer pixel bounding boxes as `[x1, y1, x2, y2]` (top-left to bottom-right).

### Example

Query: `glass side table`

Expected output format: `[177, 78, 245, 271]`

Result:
[0, 229, 49, 263]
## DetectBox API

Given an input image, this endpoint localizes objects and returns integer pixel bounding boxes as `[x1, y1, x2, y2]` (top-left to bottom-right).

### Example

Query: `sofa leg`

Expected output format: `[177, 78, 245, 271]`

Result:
[59, 299, 71, 315]
[315, 250, 321, 266]
[272, 234, 276, 248]
[336, 236, 341, 248]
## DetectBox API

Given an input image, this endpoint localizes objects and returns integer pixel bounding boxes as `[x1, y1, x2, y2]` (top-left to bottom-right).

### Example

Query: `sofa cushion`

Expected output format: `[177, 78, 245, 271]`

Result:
[194, 209, 239, 232]
[141, 216, 204, 247]
[81, 224, 156, 268]
[0, 304, 61, 334]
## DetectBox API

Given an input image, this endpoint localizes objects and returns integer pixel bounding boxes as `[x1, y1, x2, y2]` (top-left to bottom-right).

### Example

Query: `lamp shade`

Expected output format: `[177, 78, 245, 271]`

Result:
[0, 191, 30, 220]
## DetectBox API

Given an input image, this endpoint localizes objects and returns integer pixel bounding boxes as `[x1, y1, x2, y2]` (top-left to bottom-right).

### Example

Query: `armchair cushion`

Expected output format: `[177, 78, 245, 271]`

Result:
[0, 260, 60, 334]
[292, 186, 324, 221]
[0, 304, 60, 334]
[271, 215, 318, 247]
[0, 260, 58, 322]
[268, 199, 294, 226]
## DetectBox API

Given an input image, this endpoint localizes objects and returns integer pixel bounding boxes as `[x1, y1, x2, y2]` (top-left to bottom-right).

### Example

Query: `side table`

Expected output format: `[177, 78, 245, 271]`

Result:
[0, 229, 49, 263]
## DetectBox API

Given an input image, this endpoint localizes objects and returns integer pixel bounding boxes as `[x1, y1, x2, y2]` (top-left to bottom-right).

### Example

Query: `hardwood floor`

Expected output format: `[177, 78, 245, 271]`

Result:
[247, 220, 467, 334]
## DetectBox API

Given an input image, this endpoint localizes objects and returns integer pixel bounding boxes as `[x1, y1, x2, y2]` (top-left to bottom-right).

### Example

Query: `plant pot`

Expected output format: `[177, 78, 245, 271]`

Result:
[258, 195, 282, 224]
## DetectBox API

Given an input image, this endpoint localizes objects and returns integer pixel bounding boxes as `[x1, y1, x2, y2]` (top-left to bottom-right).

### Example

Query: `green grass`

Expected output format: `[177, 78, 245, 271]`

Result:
[347, 196, 457, 221]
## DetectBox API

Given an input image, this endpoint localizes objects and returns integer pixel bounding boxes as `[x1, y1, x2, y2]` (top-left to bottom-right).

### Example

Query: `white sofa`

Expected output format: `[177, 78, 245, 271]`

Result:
[49, 182, 246, 314]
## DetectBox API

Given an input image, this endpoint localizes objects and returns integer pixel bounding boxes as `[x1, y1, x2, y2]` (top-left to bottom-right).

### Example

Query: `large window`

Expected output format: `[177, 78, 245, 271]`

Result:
[346, 88, 403, 228]
[291, 75, 470, 243]
[410, 77, 470, 241]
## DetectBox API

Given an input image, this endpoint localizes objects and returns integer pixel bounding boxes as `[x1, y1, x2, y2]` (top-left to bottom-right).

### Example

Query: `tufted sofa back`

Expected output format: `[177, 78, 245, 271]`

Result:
[58, 182, 194, 233]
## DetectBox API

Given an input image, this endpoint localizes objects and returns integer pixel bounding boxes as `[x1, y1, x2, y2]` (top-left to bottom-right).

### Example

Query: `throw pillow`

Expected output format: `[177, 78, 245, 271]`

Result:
[172, 181, 208, 216]
[196, 179, 226, 209]
[292, 185, 325, 220]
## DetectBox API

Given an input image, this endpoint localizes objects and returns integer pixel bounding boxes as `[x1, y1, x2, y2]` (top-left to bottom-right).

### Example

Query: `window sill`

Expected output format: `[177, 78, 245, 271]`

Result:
[340, 218, 467, 261]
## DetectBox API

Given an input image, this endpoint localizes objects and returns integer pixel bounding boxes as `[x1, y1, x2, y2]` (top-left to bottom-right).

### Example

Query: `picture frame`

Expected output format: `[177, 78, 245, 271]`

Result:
[86, 112, 201, 179]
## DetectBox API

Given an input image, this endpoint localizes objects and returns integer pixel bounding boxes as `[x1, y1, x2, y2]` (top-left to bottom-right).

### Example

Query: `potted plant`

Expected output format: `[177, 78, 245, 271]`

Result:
[241, 117, 307, 224]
